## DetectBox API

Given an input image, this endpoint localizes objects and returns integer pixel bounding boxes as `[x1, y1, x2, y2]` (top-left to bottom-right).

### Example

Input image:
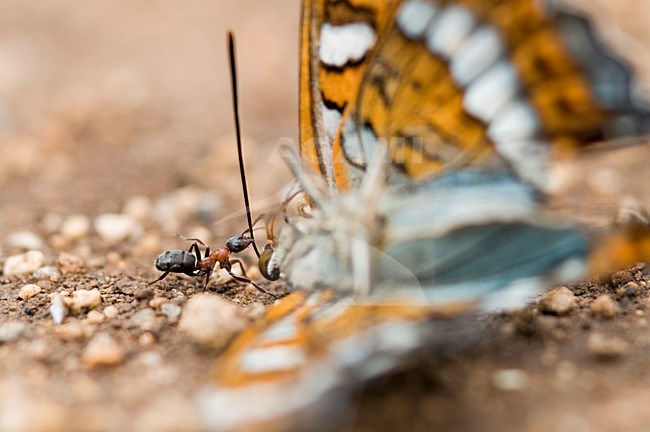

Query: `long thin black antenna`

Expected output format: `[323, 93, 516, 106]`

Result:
[228, 30, 261, 258]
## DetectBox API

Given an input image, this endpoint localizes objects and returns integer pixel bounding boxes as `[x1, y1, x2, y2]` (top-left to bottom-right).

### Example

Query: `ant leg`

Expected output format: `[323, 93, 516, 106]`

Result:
[227, 270, 279, 299]
[229, 259, 250, 278]
[149, 271, 171, 285]
[188, 242, 203, 260]
[227, 260, 278, 299]
[203, 267, 213, 290]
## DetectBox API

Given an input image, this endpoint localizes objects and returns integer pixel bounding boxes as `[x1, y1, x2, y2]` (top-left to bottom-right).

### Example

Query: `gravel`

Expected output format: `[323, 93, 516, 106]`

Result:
[18, 283, 42, 300]
[67, 289, 103, 313]
[537, 286, 577, 316]
[82, 333, 125, 368]
[591, 295, 620, 319]
[3, 250, 45, 275]
[178, 294, 248, 349]
[94, 213, 141, 244]
[0, 322, 26, 343]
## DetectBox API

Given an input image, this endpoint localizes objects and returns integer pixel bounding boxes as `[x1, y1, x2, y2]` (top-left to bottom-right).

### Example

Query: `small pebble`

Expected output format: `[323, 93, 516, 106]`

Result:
[57, 252, 85, 274]
[130, 308, 160, 332]
[149, 297, 167, 309]
[588, 333, 630, 360]
[33, 266, 61, 281]
[122, 195, 153, 221]
[59, 214, 90, 241]
[18, 284, 42, 300]
[538, 286, 576, 316]
[611, 270, 634, 286]
[67, 289, 102, 313]
[134, 286, 153, 300]
[49, 295, 67, 325]
[178, 294, 247, 349]
[82, 333, 125, 368]
[591, 295, 619, 319]
[6, 231, 44, 250]
[139, 332, 156, 346]
[55, 322, 88, 341]
[26, 339, 51, 361]
[115, 278, 138, 295]
[492, 369, 529, 391]
[103, 305, 119, 319]
[616, 281, 640, 299]
[94, 213, 141, 244]
[0, 322, 26, 343]
[86, 310, 105, 324]
[161, 303, 182, 322]
[3, 250, 45, 276]
[42, 212, 64, 233]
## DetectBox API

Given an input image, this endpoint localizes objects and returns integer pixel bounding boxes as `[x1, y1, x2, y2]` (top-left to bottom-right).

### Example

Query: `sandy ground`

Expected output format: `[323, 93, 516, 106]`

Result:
[0, 1, 648, 431]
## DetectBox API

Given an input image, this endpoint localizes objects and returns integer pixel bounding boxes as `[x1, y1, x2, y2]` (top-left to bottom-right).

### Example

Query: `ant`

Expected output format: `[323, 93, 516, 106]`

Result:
[150, 33, 281, 299]
[149, 219, 279, 299]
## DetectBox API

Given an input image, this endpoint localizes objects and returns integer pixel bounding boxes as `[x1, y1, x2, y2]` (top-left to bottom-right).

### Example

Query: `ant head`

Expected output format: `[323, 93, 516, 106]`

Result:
[226, 234, 254, 253]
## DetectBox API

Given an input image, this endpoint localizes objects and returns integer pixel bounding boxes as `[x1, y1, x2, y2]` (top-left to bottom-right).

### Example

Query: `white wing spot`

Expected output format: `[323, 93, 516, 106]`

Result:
[320, 22, 377, 67]
[464, 60, 520, 123]
[451, 25, 505, 87]
[426, 4, 476, 58]
[397, 0, 438, 39]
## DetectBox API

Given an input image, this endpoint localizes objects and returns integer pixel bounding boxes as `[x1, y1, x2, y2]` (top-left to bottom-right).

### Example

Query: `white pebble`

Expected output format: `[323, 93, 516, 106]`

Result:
[6, 231, 44, 250]
[0, 322, 26, 343]
[123, 195, 153, 221]
[60, 214, 91, 240]
[538, 286, 576, 316]
[492, 369, 529, 391]
[103, 305, 119, 319]
[86, 310, 105, 324]
[42, 212, 64, 233]
[33, 266, 60, 281]
[591, 295, 620, 319]
[49, 295, 67, 325]
[178, 294, 247, 349]
[82, 333, 125, 368]
[55, 322, 88, 341]
[588, 333, 630, 359]
[3, 250, 45, 276]
[67, 289, 102, 313]
[161, 303, 182, 322]
[94, 213, 141, 244]
[18, 284, 42, 300]
[130, 308, 160, 332]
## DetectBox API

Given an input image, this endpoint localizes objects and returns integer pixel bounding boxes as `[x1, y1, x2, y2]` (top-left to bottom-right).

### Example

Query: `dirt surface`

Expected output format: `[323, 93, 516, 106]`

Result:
[0, 1, 648, 431]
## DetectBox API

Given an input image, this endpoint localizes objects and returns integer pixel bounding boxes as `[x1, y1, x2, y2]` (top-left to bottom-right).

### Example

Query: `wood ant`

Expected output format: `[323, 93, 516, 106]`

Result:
[149, 221, 279, 299]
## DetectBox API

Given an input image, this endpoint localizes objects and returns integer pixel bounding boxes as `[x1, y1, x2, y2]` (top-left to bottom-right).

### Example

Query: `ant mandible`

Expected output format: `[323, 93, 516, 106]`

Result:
[149, 222, 279, 299]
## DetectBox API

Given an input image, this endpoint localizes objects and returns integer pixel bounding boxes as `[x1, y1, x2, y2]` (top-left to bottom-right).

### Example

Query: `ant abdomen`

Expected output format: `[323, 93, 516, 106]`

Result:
[155, 250, 196, 273]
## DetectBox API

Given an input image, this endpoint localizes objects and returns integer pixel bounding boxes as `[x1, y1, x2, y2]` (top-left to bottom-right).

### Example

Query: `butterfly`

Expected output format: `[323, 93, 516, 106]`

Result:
[197, 0, 650, 430]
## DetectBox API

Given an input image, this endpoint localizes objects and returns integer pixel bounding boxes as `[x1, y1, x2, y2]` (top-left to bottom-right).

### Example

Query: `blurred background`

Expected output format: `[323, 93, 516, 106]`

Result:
[0, 0, 299, 238]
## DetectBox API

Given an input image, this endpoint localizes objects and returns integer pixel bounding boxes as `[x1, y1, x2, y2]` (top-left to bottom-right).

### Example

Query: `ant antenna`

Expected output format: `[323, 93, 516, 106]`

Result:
[227, 30, 261, 258]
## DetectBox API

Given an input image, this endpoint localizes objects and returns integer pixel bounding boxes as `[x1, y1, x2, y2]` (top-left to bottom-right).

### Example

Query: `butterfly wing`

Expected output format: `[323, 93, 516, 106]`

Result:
[301, 0, 650, 191]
